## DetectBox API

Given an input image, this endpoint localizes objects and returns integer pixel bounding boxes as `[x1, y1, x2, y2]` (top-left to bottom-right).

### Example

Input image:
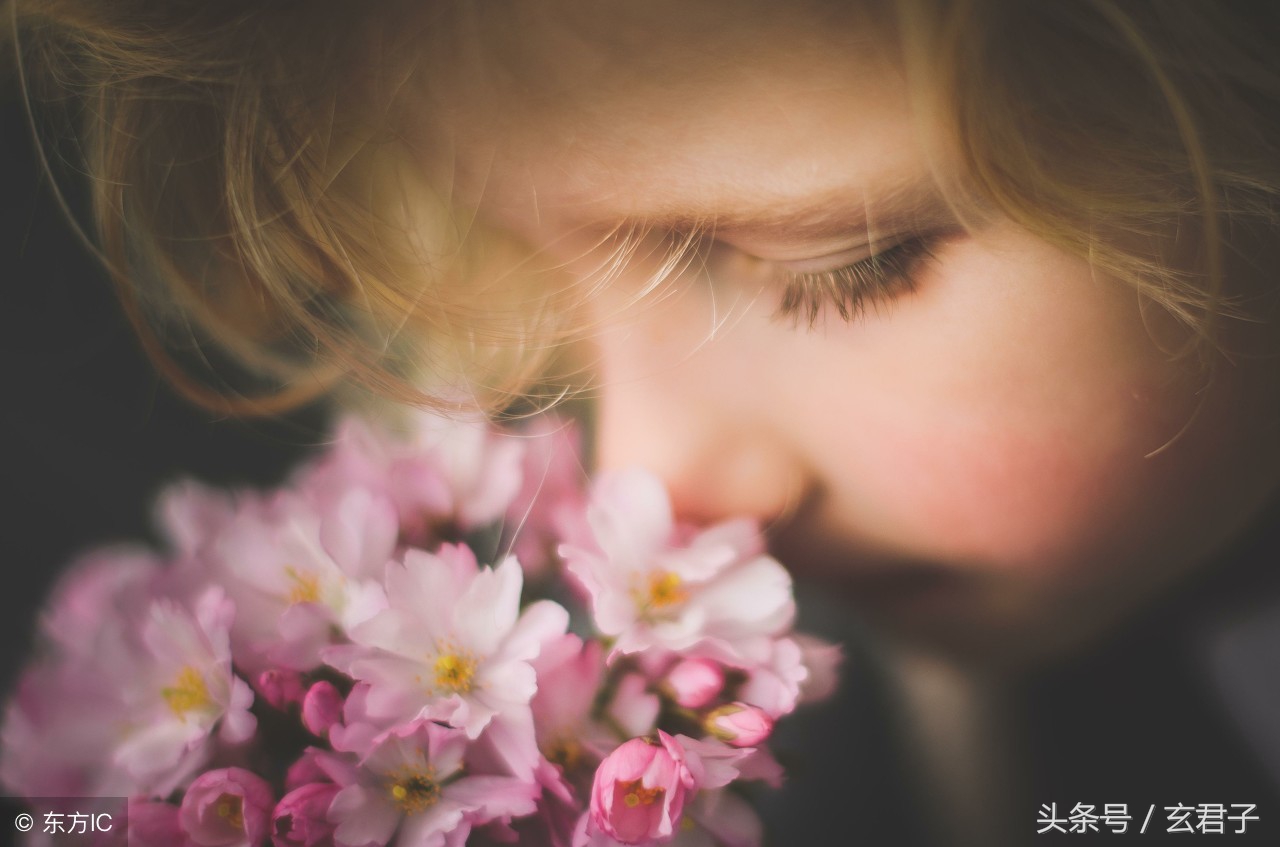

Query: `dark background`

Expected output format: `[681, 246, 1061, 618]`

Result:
[0, 96, 327, 696]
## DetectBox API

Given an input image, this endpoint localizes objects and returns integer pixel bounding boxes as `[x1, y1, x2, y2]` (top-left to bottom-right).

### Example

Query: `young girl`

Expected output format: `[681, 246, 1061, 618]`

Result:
[7, 1, 1280, 844]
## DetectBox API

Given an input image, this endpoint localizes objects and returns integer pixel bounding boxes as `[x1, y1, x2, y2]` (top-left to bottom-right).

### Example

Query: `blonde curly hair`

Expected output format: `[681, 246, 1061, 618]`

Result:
[7, 0, 1280, 415]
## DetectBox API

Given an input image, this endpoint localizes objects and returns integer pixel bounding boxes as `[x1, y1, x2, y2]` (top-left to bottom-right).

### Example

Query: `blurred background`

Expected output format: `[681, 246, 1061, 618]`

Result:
[0, 94, 328, 695]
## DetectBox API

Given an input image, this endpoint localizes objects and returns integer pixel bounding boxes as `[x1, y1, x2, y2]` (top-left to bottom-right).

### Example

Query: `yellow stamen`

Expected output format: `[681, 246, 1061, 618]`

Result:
[621, 780, 665, 809]
[386, 767, 440, 815]
[643, 571, 687, 610]
[284, 566, 321, 605]
[161, 666, 211, 719]
[215, 795, 244, 830]
[433, 652, 477, 694]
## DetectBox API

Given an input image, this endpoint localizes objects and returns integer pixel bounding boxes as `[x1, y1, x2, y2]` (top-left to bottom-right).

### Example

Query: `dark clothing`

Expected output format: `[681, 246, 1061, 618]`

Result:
[756, 500, 1280, 846]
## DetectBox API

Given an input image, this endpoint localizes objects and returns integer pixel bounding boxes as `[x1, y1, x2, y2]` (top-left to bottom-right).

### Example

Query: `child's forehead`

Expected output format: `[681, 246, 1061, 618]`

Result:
[426, 4, 911, 235]
[448, 0, 884, 67]
[424, 0, 893, 128]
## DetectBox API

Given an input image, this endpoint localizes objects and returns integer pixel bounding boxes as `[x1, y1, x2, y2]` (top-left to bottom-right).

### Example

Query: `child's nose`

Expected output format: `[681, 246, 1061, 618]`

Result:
[590, 328, 806, 530]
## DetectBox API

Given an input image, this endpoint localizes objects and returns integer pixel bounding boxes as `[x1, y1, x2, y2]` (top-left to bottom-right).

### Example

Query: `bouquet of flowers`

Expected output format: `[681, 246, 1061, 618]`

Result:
[0, 412, 840, 847]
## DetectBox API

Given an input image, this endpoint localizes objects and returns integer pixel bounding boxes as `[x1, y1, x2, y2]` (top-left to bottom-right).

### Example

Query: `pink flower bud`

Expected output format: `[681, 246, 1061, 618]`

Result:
[665, 658, 724, 709]
[271, 783, 340, 847]
[300, 681, 343, 738]
[283, 751, 328, 793]
[706, 703, 774, 748]
[179, 767, 274, 847]
[256, 669, 306, 712]
[589, 732, 694, 844]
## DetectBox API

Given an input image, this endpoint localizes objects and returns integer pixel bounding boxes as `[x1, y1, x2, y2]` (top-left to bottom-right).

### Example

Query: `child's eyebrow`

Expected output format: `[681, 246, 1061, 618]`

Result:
[609, 177, 951, 244]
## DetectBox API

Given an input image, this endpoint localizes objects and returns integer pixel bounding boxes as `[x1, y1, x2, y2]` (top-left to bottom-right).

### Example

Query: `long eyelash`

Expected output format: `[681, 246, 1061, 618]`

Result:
[775, 237, 937, 327]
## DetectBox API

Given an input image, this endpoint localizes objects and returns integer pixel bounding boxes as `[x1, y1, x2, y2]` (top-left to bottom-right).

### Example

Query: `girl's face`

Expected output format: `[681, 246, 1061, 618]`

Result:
[430, 2, 1280, 663]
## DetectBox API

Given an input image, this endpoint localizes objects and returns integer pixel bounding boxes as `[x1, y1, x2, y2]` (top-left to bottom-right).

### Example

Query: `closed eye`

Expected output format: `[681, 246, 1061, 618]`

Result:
[773, 235, 939, 327]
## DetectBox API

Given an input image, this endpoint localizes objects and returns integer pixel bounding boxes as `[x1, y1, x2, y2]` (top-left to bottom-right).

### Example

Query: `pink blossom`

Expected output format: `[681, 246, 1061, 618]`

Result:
[207, 489, 390, 674]
[155, 479, 239, 562]
[111, 590, 257, 796]
[667, 735, 751, 793]
[389, 410, 526, 532]
[179, 767, 274, 847]
[793, 634, 843, 705]
[315, 485, 401, 579]
[733, 637, 807, 719]
[529, 635, 613, 779]
[582, 734, 765, 843]
[573, 788, 764, 847]
[524, 634, 631, 840]
[283, 749, 332, 793]
[732, 634, 843, 719]
[325, 684, 381, 759]
[705, 704, 774, 748]
[468, 708, 546, 787]
[587, 733, 695, 844]
[326, 546, 568, 738]
[530, 636, 605, 745]
[303, 412, 525, 544]
[664, 659, 725, 710]
[1, 411, 822, 847]
[301, 681, 344, 739]
[272, 782, 341, 847]
[583, 732, 758, 845]
[3, 586, 255, 799]
[561, 471, 794, 663]
[256, 669, 307, 712]
[38, 546, 164, 655]
[291, 418, 397, 513]
[327, 720, 538, 847]
[1, 650, 134, 797]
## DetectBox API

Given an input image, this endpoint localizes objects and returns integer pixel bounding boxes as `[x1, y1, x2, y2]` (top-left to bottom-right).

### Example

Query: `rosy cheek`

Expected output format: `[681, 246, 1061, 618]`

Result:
[814, 230, 1205, 578]
[850, 408, 1157, 575]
